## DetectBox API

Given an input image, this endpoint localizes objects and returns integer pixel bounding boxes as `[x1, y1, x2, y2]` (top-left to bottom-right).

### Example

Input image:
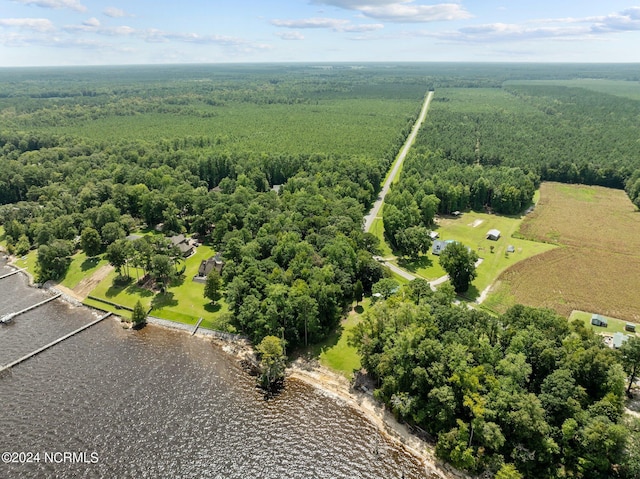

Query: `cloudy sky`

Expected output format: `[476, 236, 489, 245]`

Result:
[1, 0, 640, 66]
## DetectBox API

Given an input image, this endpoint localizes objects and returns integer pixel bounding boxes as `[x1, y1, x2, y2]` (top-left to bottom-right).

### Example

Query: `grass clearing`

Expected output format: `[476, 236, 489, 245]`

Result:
[318, 312, 363, 378]
[87, 268, 154, 310]
[569, 310, 639, 336]
[397, 209, 555, 299]
[85, 245, 232, 330]
[59, 252, 108, 289]
[306, 298, 371, 378]
[13, 250, 38, 276]
[486, 182, 640, 321]
[370, 217, 393, 257]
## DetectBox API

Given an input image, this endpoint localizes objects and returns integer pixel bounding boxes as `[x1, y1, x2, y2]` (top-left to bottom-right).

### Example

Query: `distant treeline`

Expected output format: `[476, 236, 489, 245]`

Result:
[416, 84, 640, 208]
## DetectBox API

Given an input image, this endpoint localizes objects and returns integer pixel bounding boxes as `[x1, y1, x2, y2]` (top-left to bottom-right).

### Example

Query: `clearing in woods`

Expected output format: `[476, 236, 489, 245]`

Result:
[484, 182, 640, 321]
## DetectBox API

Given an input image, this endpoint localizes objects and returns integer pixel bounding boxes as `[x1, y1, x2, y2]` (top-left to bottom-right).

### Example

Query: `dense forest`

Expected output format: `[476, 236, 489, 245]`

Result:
[1, 63, 640, 478]
[415, 85, 640, 209]
[352, 289, 640, 478]
[0, 65, 431, 349]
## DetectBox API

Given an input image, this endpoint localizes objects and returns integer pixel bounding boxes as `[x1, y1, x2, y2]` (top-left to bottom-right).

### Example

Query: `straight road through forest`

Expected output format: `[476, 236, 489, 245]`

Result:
[363, 90, 434, 233]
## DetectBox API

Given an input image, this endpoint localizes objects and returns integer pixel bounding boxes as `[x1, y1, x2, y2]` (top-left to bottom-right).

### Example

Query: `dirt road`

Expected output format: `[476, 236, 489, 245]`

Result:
[363, 90, 434, 232]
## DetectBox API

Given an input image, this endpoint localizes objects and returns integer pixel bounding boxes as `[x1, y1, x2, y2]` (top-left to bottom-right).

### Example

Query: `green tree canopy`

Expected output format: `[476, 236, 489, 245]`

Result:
[256, 335, 286, 391]
[204, 269, 221, 305]
[131, 300, 147, 328]
[439, 241, 478, 293]
[80, 227, 102, 257]
[620, 336, 640, 396]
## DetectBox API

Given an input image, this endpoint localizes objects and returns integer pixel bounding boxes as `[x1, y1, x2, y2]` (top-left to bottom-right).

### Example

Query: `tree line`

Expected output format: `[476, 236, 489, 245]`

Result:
[351, 288, 640, 478]
[418, 85, 640, 208]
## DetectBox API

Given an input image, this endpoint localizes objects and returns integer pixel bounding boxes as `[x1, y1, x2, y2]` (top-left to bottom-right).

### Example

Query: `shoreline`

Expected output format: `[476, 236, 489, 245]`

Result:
[287, 362, 470, 479]
[1, 253, 467, 478]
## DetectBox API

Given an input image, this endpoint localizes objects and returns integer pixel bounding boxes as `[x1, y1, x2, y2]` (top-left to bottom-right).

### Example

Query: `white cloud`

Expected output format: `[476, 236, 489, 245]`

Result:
[271, 17, 383, 32]
[312, 1, 472, 23]
[103, 7, 129, 18]
[314, 0, 403, 7]
[426, 7, 640, 44]
[63, 22, 135, 35]
[82, 17, 100, 27]
[13, 0, 87, 13]
[342, 23, 384, 32]
[0, 18, 55, 32]
[276, 31, 305, 40]
[359, 3, 472, 23]
[61, 21, 270, 53]
[589, 7, 640, 33]
[272, 17, 350, 29]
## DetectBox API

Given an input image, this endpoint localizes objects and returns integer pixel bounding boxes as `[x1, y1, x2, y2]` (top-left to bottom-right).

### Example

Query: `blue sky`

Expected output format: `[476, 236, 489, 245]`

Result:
[1, 0, 640, 65]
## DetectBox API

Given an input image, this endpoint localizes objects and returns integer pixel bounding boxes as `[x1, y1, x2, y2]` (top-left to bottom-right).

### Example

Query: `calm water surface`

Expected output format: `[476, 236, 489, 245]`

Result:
[0, 259, 438, 478]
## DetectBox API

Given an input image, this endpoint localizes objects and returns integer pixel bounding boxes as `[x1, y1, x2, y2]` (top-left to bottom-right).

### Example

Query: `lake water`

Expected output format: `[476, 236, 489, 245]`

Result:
[0, 258, 439, 478]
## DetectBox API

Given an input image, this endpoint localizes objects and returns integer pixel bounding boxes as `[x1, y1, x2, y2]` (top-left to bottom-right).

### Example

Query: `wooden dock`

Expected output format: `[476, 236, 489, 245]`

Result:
[0, 313, 113, 373]
[0, 293, 62, 324]
[0, 268, 24, 280]
[191, 317, 204, 335]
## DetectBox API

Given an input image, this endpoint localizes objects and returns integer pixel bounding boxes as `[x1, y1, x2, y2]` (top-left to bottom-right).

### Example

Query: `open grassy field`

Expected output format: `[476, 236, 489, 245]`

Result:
[393, 207, 555, 298]
[59, 252, 108, 289]
[569, 310, 639, 336]
[304, 298, 371, 378]
[13, 250, 38, 276]
[505, 79, 640, 101]
[318, 311, 363, 378]
[369, 217, 394, 257]
[484, 182, 640, 321]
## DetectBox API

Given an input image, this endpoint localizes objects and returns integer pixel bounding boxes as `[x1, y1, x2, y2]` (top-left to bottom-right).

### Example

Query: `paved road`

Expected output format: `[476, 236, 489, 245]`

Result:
[363, 90, 434, 233]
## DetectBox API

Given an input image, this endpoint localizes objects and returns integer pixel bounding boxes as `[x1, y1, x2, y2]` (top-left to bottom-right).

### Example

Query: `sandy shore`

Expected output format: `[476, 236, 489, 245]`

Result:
[288, 362, 470, 479]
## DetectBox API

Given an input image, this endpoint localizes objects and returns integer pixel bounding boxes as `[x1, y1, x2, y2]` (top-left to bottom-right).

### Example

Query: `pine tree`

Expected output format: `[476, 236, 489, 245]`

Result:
[204, 270, 221, 305]
[131, 300, 147, 328]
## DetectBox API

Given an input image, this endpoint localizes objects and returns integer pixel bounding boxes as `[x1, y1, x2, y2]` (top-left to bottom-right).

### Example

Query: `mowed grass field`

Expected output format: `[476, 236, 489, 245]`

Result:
[569, 310, 638, 336]
[484, 182, 640, 321]
[86, 245, 232, 330]
[385, 196, 555, 300]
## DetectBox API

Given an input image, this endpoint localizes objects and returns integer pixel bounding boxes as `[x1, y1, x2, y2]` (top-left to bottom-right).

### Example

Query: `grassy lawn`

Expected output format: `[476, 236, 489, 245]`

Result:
[369, 217, 394, 257]
[318, 312, 362, 378]
[0, 225, 5, 248]
[86, 267, 155, 311]
[569, 310, 639, 336]
[85, 244, 232, 330]
[397, 209, 555, 299]
[307, 298, 371, 378]
[59, 252, 108, 289]
[13, 250, 38, 275]
[368, 186, 553, 303]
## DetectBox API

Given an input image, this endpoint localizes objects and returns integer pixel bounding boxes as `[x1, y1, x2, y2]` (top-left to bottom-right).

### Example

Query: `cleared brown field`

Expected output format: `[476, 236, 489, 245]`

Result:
[486, 182, 640, 321]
